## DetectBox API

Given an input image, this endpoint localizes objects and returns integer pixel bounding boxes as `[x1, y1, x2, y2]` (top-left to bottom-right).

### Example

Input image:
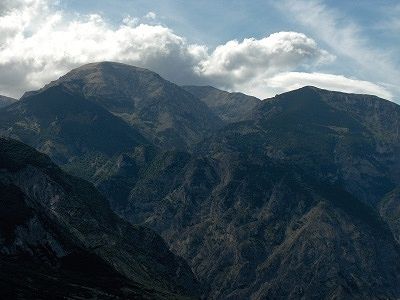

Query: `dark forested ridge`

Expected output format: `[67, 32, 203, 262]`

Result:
[1, 62, 400, 299]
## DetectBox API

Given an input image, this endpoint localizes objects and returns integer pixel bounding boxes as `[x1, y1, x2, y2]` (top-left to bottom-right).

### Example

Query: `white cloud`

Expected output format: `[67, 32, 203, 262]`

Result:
[144, 11, 156, 20]
[0, 0, 202, 97]
[0, 0, 393, 101]
[195, 32, 333, 88]
[274, 0, 400, 101]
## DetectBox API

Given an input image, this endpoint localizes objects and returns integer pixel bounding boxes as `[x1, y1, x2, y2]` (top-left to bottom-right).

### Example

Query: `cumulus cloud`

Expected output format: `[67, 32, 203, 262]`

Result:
[195, 32, 333, 88]
[0, 0, 393, 101]
[0, 0, 203, 97]
[274, 0, 400, 101]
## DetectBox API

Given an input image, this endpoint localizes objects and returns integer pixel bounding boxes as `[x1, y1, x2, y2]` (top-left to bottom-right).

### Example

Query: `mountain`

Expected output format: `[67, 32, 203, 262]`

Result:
[121, 86, 400, 298]
[0, 63, 224, 212]
[0, 85, 148, 164]
[0, 137, 200, 299]
[0, 95, 16, 108]
[3, 62, 400, 299]
[183, 85, 260, 122]
[250, 86, 400, 205]
[124, 148, 400, 299]
[25, 62, 223, 149]
[195, 86, 400, 205]
[0, 85, 156, 211]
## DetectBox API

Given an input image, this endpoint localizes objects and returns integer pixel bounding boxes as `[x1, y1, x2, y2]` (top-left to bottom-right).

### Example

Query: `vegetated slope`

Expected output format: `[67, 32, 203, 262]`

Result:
[183, 85, 260, 122]
[25, 62, 223, 149]
[0, 138, 200, 299]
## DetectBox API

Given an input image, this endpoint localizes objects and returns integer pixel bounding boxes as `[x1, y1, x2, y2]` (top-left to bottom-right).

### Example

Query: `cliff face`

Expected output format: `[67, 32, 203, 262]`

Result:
[0, 138, 200, 299]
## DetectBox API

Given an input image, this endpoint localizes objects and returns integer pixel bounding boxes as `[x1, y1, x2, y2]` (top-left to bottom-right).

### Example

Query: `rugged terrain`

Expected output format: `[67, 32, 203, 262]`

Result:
[183, 85, 260, 122]
[0, 138, 200, 299]
[23, 62, 222, 149]
[1, 62, 400, 299]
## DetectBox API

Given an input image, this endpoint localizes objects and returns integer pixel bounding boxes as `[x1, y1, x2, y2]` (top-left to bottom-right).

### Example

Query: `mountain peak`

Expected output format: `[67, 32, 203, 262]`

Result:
[62, 61, 158, 78]
[22, 61, 222, 149]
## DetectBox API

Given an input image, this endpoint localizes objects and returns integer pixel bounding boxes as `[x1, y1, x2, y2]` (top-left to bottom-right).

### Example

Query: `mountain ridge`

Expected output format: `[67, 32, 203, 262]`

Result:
[2, 62, 400, 299]
[23, 61, 224, 150]
[183, 85, 261, 122]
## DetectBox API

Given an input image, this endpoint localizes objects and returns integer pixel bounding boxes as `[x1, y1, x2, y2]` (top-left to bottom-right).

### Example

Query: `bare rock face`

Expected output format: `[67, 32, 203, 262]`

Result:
[0, 138, 200, 299]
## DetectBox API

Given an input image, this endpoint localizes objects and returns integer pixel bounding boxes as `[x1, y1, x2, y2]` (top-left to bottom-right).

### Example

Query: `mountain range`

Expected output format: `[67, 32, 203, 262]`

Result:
[1, 61, 400, 299]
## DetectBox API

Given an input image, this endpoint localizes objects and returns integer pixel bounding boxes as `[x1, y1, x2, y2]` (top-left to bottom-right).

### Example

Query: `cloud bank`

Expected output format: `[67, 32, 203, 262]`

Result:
[0, 0, 393, 100]
[274, 0, 398, 100]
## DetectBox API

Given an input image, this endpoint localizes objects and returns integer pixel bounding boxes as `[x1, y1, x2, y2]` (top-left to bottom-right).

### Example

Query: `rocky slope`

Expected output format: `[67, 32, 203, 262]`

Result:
[0, 85, 148, 164]
[124, 149, 400, 299]
[0, 95, 16, 108]
[122, 86, 400, 298]
[182, 85, 260, 122]
[194, 86, 400, 205]
[0, 138, 200, 299]
[2, 63, 400, 299]
[0, 85, 156, 211]
[24, 62, 223, 149]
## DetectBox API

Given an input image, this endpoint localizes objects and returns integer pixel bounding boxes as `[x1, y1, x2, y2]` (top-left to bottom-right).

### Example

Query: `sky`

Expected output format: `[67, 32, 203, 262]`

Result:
[0, 0, 399, 102]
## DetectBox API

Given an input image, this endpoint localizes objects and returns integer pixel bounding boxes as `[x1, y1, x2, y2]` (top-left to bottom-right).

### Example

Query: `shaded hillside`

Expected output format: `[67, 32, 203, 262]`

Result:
[0, 138, 200, 299]
[0, 85, 148, 164]
[0, 85, 156, 211]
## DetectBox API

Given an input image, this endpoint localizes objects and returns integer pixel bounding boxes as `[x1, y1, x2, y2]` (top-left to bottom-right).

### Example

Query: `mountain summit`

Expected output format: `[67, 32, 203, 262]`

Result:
[26, 62, 223, 149]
